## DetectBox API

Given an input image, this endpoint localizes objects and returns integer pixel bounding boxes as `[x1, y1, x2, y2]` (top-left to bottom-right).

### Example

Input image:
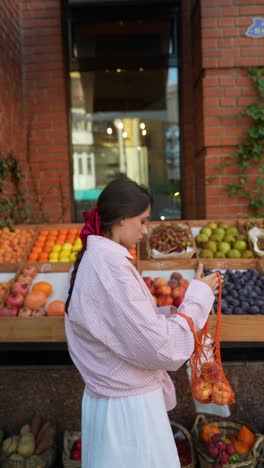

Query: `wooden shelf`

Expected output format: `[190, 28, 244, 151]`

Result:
[0, 317, 66, 343]
[0, 315, 263, 343]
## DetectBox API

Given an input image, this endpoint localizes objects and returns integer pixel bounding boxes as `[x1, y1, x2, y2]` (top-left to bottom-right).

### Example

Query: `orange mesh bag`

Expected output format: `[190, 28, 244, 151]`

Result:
[178, 272, 235, 406]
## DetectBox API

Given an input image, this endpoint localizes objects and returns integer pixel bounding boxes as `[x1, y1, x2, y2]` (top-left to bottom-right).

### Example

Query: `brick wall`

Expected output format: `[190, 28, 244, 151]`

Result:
[200, 0, 264, 218]
[21, 0, 72, 222]
[0, 0, 24, 159]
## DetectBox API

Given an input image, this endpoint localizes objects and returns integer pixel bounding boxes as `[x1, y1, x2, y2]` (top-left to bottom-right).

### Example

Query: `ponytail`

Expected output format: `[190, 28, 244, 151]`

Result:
[65, 247, 86, 314]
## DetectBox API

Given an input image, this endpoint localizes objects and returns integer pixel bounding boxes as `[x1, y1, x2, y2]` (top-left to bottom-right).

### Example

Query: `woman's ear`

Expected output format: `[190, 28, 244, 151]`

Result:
[119, 218, 125, 226]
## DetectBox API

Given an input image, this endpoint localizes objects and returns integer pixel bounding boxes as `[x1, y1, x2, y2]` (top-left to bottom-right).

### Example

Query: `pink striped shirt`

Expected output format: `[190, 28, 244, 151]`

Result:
[65, 236, 214, 411]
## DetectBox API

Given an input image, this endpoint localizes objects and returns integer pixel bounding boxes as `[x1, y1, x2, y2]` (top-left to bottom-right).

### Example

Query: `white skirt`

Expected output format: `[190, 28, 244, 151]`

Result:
[81, 387, 180, 468]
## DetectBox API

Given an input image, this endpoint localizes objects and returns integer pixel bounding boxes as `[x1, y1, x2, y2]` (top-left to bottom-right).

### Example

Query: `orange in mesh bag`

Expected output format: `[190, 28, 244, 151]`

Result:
[178, 272, 235, 406]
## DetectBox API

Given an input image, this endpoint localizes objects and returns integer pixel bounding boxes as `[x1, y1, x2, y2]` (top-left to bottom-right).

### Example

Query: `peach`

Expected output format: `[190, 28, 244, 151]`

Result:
[153, 277, 167, 288]
[156, 285, 172, 296]
[179, 278, 189, 290]
[172, 286, 186, 298]
[157, 295, 173, 306]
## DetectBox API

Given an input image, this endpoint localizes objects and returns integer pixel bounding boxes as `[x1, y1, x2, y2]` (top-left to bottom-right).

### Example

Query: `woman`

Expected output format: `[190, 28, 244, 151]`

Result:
[65, 175, 219, 468]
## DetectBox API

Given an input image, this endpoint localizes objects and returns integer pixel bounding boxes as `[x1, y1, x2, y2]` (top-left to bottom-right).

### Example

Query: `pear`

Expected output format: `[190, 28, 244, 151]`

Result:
[199, 249, 214, 258]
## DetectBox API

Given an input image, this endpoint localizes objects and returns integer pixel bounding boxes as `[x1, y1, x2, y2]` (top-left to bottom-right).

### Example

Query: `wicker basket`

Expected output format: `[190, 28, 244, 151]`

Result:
[192, 414, 264, 468]
[62, 431, 81, 468]
[171, 421, 197, 468]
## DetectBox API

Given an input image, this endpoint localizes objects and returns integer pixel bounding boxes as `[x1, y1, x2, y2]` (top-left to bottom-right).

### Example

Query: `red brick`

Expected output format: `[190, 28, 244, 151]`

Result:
[222, 7, 239, 16]
[240, 6, 264, 15]
[218, 17, 234, 27]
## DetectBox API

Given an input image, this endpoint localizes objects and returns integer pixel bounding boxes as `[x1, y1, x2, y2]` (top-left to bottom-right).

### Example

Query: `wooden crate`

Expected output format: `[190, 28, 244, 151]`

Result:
[0, 316, 66, 342]
[141, 220, 197, 261]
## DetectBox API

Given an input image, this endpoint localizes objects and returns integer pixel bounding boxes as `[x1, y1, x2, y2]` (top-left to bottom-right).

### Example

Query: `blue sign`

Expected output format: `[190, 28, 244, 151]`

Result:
[246, 17, 264, 38]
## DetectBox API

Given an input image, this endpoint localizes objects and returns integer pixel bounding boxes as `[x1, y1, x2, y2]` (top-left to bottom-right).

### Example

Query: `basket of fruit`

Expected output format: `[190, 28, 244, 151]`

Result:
[192, 414, 264, 468]
[62, 431, 81, 468]
[171, 421, 196, 468]
[248, 227, 264, 258]
[147, 222, 196, 259]
[0, 414, 56, 468]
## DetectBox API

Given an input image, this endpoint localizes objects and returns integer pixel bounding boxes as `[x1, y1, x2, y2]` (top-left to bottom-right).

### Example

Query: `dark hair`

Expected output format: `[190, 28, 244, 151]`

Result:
[65, 176, 153, 313]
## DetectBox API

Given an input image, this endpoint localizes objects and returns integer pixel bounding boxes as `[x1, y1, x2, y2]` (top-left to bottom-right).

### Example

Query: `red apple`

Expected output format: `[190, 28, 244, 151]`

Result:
[0, 305, 18, 316]
[212, 381, 232, 405]
[73, 438, 81, 451]
[142, 276, 153, 287]
[6, 291, 24, 309]
[173, 295, 184, 308]
[157, 295, 173, 306]
[192, 378, 213, 402]
[12, 282, 29, 297]
[156, 285, 172, 296]
[179, 278, 189, 290]
[168, 279, 179, 289]
[201, 361, 221, 384]
[170, 271, 183, 281]
[148, 285, 156, 296]
[70, 448, 81, 461]
[172, 286, 186, 298]
[153, 277, 167, 288]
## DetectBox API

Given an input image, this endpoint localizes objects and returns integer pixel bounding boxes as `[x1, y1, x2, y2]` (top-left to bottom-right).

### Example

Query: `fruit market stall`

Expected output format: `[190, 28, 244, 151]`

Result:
[0, 220, 263, 344]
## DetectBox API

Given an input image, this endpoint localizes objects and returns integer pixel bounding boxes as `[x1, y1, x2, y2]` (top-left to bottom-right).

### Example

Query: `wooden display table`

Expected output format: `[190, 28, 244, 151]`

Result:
[0, 314, 263, 343]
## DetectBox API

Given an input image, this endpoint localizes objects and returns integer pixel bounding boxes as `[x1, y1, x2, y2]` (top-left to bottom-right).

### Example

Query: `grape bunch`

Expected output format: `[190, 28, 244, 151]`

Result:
[174, 436, 192, 466]
[150, 224, 193, 253]
[204, 267, 264, 315]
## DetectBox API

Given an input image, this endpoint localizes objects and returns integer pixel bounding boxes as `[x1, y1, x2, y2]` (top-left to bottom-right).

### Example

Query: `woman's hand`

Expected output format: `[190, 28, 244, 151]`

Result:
[195, 263, 222, 295]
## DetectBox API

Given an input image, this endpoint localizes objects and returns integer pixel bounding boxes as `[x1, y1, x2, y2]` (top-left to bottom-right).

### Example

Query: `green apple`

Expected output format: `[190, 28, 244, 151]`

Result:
[223, 234, 236, 244]
[195, 234, 208, 244]
[199, 249, 214, 258]
[225, 227, 238, 237]
[217, 222, 229, 230]
[218, 242, 231, 254]
[200, 227, 212, 238]
[226, 249, 241, 258]
[212, 228, 225, 240]
[241, 249, 254, 258]
[214, 251, 226, 258]
[203, 240, 217, 253]
[233, 240, 247, 252]
[205, 222, 218, 230]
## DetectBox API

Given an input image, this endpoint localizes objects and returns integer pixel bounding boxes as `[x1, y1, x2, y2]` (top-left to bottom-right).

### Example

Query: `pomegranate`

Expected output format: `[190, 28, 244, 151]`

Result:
[6, 291, 24, 308]
[17, 273, 33, 286]
[18, 306, 32, 317]
[12, 282, 29, 297]
[0, 305, 18, 316]
[32, 307, 46, 317]
[22, 265, 38, 278]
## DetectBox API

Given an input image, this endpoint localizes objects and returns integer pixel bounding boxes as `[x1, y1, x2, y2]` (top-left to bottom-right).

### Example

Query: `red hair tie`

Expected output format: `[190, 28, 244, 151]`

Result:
[80, 206, 102, 248]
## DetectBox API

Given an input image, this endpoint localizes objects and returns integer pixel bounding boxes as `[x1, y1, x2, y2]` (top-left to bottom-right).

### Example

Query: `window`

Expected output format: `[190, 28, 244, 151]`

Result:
[67, 2, 181, 220]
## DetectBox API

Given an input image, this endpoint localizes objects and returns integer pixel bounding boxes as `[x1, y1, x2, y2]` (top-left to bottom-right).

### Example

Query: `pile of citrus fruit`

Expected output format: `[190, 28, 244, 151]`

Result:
[27, 228, 82, 263]
[0, 227, 35, 263]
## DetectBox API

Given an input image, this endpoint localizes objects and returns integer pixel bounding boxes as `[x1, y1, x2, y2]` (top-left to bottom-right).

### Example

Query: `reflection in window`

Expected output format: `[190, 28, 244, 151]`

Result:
[69, 8, 181, 220]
